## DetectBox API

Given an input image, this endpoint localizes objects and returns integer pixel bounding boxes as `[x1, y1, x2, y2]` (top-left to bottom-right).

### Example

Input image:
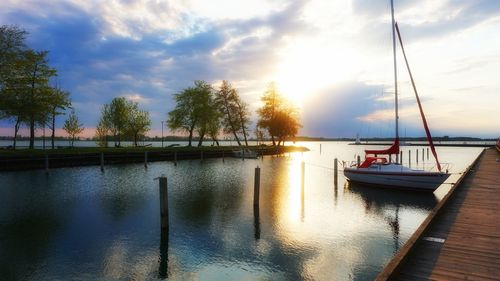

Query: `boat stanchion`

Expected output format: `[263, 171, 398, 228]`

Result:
[254, 166, 261, 207]
[158, 176, 169, 231]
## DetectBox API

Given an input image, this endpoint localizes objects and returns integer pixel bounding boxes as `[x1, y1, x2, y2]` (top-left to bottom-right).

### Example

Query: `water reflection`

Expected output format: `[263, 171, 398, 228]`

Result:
[253, 205, 261, 240]
[158, 229, 169, 279]
[347, 182, 437, 254]
[0, 143, 481, 281]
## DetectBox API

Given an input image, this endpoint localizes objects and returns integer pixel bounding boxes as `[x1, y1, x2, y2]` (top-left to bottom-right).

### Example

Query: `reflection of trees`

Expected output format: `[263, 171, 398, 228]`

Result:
[0, 173, 70, 279]
[99, 166, 148, 220]
[172, 162, 245, 227]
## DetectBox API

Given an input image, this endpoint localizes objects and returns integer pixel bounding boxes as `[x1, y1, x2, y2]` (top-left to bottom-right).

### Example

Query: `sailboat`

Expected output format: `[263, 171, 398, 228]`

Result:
[344, 0, 450, 192]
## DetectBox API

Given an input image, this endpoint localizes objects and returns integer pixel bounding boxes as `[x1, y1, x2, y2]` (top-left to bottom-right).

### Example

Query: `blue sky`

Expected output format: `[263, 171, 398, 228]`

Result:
[1, 0, 499, 138]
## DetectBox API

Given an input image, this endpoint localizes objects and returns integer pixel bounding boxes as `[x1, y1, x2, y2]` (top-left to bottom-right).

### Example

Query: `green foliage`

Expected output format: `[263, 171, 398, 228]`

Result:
[63, 109, 84, 147]
[125, 108, 151, 147]
[167, 80, 218, 146]
[96, 97, 151, 147]
[257, 82, 301, 146]
[214, 80, 251, 147]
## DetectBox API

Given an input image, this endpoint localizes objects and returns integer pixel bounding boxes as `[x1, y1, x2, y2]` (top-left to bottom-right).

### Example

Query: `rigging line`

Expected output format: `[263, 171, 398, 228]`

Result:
[394, 22, 442, 172]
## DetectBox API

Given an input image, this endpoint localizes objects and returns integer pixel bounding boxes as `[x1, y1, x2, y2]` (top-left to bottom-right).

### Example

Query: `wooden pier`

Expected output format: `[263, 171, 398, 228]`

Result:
[377, 148, 500, 280]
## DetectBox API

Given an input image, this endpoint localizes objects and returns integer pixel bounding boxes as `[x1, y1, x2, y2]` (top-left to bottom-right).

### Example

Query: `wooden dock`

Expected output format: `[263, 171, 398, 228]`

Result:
[377, 148, 500, 280]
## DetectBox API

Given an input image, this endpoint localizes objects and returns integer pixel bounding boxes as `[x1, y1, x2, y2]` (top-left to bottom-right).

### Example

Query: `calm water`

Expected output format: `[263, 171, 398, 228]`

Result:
[0, 142, 482, 280]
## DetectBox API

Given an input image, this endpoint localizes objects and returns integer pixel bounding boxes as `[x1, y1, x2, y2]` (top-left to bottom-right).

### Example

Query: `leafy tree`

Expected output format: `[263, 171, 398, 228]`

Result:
[257, 82, 301, 146]
[0, 25, 27, 91]
[167, 80, 213, 146]
[0, 25, 28, 148]
[195, 96, 221, 147]
[125, 107, 151, 147]
[47, 87, 71, 149]
[19, 50, 57, 148]
[96, 97, 151, 147]
[214, 80, 242, 146]
[63, 109, 84, 147]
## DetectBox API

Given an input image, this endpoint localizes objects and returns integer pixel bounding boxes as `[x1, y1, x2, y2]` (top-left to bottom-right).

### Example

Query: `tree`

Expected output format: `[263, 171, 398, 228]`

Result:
[20, 50, 57, 149]
[257, 82, 301, 146]
[0, 25, 27, 91]
[47, 87, 71, 149]
[214, 80, 242, 146]
[0, 25, 28, 148]
[96, 97, 151, 147]
[195, 96, 221, 147]
[63, 109, 84, 147]
[125, 108, 151, 147]
[167, 80, 213, 146]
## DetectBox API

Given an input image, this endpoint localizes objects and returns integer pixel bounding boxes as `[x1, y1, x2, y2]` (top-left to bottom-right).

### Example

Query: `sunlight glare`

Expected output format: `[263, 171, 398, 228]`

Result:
[275, 38, 358, 106]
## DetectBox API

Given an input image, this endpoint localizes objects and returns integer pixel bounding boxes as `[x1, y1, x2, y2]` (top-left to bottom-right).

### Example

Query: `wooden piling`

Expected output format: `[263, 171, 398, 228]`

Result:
[416, 149, 419, 163]
[422, 148, 424, 161]
[400, 151, 403, 164]
[144, 151, 148, 168]
[427, 147, 429, 160]
[174, 151, 177, 166]
[222, 150, 224, 163]
[253, 166, 261, 206]
[357, 155, 361, 167]
[159, 177, 169, 230]
[100, 153, 104, 172]
[408, 150, 411, 167]
[334, 158, 338, 187]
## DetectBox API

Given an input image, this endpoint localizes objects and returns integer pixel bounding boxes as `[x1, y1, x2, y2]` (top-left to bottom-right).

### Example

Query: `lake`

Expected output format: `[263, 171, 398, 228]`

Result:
[0, 142, 483, 280]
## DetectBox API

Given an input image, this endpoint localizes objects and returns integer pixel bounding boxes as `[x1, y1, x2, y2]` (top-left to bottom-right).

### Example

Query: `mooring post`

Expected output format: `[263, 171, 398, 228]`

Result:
[427, 147, 429, 160]
[144, 151, 148, 168]
[159, 177, 169, 230]
[422, 148, 424, 162]
[45, 154, 49, 173]
[253, 166, 261, 207]
[174, 151, 177, 166]
[100, 152, 104, 172]
[334, 158, 338, 187]
[400, 151, 403, 164]
[416, 149, 419, 164]
[357, 155, 361, 167]
[409, 150, 411, 167]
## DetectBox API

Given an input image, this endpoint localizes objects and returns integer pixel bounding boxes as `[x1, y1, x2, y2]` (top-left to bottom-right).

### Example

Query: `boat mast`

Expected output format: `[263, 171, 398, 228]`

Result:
[391, 0, 399, 141]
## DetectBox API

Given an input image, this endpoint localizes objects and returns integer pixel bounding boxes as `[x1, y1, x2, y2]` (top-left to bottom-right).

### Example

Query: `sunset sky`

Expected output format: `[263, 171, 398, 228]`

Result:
[1, 0, 499, 138]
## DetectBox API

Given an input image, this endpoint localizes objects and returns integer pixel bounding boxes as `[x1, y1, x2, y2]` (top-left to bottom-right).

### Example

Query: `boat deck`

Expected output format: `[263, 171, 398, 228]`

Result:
[377, 148, 500, 280]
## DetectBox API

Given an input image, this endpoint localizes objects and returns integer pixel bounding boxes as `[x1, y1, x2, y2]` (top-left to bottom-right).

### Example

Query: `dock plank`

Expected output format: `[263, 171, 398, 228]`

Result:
[379, 148, 500, 280]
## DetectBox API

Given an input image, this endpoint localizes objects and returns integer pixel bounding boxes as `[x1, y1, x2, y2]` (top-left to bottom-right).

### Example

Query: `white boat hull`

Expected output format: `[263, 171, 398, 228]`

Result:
[344, 164, 449, 191]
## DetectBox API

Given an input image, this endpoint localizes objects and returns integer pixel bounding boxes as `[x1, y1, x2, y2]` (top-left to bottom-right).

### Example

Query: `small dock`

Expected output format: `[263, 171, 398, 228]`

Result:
[377, 148, 500, 280]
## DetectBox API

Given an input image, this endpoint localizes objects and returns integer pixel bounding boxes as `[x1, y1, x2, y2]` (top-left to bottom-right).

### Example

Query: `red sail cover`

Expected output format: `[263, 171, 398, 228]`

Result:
[365, 139, 400, 155]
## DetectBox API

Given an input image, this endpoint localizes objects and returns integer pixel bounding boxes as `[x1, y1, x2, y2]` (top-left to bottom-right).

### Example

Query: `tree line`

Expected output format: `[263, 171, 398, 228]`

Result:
[167, 80, 301, 147]
[1, 25, 301, 149]
[0, 25, 84, 148]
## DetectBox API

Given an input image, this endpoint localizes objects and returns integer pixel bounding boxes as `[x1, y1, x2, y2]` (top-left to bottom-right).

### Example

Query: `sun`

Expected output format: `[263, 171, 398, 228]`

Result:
[274, 38, 358, 106]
